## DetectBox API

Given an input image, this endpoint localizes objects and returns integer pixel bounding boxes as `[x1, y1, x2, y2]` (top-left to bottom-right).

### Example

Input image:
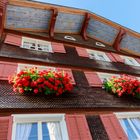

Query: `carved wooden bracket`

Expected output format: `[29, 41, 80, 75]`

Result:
[0, 0, 8, 9]
[49, 8, 58, 38]
[81, 12, 90, 40]
[113, 28, 126, 51]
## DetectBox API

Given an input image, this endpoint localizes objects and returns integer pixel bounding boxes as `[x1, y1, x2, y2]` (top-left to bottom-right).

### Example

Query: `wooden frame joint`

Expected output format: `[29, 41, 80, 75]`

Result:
[49, 8, 58, 38]
[81, 12, 90, 40]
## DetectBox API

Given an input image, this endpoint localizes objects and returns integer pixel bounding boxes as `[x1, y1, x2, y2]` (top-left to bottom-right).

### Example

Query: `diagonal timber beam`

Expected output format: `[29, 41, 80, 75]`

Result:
[49, 8, 58, 38]
[81, 12, 90, 40]
[113, 28, 126, 51]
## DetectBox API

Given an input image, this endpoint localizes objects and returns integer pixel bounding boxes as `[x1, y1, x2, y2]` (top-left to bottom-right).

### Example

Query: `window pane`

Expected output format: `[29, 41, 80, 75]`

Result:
[42, 122, 62, 140]
[89, 53, 96, 59]
[15, 123, 38, 140]
[42, 122, 50, 140]
[130, 118, 140, 135]
[120, 119, 138, 140]
[97, 54, 106, 61]
[22, 42, 36, 50]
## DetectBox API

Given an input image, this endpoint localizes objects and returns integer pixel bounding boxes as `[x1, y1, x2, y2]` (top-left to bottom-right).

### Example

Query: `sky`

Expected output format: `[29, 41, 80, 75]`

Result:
[35, 0, 140, 33]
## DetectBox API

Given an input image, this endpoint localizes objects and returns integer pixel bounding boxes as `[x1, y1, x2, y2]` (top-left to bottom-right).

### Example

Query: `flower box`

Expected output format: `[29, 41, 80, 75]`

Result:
[103, 75, 140, 99]
[8, 67, 73, 96]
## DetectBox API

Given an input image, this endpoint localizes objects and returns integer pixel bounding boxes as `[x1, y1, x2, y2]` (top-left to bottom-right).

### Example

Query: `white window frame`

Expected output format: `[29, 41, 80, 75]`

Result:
[95, 42, 106, 47]
[137, 77, 140, 81]
[115, 112, 140, 139]
[97, 72, 120, 82]
[64, 36, 76, 41]
[21, 37, 53, 53]
[120, 55, 140, 67]
[12, 114, 69, 140]
[87, 49, 111, 62]
[17, 63, 55, 73]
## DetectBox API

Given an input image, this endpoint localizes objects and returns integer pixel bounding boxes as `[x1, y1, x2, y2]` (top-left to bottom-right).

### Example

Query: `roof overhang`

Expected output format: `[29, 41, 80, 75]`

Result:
[1, 0, 140, 57]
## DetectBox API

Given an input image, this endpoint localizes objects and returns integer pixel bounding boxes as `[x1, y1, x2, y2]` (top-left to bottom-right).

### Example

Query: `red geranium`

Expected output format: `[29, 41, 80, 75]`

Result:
[104, 75, 140, 98]
[9, 67, 73, 96]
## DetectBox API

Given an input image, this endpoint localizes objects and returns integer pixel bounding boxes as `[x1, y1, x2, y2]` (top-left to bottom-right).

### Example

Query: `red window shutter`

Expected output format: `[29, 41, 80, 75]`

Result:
[100, 114, 128, 140]
[105, 53, 117, 62]
[84, 71, 102, 87]
[66, 115, 92, 140]
[4, 33, 22, 47]
[111, 53, 125, 63]
[76, 47, 89, 57]
[0, 61, 18, 80]
[51, 42, 66, 53]
[56, 68, 76, 84]
[0, 116, 13, 140]
[135, 58, 140, 64]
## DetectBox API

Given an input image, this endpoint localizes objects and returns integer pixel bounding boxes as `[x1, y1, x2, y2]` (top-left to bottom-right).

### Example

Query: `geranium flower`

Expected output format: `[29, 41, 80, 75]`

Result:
[9, 67, 73, 96]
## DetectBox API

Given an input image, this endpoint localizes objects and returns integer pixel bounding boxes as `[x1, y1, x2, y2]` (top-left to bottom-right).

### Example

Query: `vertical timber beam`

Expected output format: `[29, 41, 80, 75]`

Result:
[49, 8, 58, 38]
[81, 12, 90, 40]
[113, 28, 126, 51]
[0, 8, 3, 37]
[0, 0, 8, 38]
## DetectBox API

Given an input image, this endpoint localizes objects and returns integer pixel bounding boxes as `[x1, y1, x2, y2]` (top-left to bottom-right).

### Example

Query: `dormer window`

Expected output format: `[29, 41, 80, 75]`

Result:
[95, 42, 106, 47]
[87, 49, 111, 62]
[64, 36, 76, 41]
[21, 37, 53, 53]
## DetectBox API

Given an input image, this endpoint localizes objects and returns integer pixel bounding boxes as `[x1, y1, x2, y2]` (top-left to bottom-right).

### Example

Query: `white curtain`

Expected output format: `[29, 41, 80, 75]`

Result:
[47, 122, 62, 140]
[15, 123, 32, 140]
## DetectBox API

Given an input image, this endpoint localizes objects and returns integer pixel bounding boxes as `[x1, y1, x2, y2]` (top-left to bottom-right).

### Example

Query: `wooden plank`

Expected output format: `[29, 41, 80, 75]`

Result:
[7, 0, 140, 41]
[6, 5, 52, 31]
[87, 18, 118, 45]
[54, 12, 84, 33]
[8, 0, 86, 15]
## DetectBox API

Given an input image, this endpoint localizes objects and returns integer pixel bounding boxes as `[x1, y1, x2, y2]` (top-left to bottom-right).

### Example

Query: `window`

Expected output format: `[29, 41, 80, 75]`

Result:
[120, 55, 140, 67]
[95, 42, 106, 47]
[97, 72, 119, 82]
[115, 112, 140, 140]
[12, 114, 69, 140]
[87, 49, 111, 62]
[64, 36, 76, 41]
[17, 64, 55, 73]
[21, 37, 53, 53]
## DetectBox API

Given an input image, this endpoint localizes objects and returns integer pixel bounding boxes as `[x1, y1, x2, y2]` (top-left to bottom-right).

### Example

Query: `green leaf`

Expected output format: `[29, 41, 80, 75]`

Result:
[45, 88, 51, 95]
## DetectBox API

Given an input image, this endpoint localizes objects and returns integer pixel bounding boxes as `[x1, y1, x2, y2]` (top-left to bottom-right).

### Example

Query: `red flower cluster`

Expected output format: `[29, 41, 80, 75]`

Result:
[8, 67, 73, 96]
[104, 75, 140, 98]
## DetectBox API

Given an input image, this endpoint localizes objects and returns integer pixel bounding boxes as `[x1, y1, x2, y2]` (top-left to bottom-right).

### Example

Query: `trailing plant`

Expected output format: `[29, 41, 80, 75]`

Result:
[8, 67, 73, 96]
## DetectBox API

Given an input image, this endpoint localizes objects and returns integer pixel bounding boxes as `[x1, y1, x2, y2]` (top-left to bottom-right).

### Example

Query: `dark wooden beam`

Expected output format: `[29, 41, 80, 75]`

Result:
[0, 0, 8, 38]
[113, 28, 126, 51]
[49, 8, 58, 38]
[81, 12, 90, 40]
[0, 8, 3, 38]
